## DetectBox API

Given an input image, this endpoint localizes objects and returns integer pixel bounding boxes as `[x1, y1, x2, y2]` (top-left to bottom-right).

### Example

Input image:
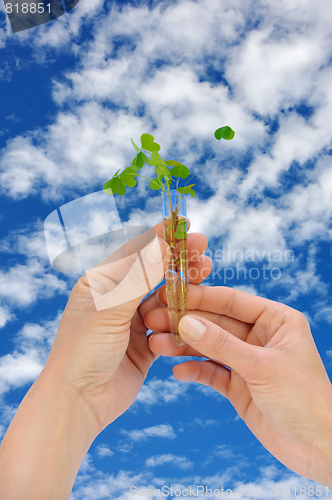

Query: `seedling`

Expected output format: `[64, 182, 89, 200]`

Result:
[103, 126, 235, 345]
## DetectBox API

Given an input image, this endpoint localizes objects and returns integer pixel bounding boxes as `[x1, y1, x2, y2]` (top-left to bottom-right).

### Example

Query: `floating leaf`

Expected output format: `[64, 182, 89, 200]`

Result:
[155, 164, 171, 177]
[119, 167, 137, 187]
[149, 177, 163, 190]
[131, 138, 139, 152]
[103, 176, 126, 195]
[214, 126, 235, 141]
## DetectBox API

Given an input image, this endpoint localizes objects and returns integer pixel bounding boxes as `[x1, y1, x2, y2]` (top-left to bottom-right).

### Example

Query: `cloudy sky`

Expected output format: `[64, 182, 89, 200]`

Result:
[1, 0, 332, 498]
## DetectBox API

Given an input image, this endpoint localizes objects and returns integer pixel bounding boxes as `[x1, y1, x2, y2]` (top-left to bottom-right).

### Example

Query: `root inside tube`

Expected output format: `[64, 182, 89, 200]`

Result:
[163, 214, 188, 347]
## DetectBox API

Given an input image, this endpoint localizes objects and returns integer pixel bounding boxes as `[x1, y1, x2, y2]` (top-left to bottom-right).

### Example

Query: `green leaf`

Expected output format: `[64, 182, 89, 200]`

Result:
[131, 138, 139, 152]
[131, 157, 137, 169]
[174, 219, 187, 240]
[146, 142, 161, 152]
[119, 167, 137, 187]
[149, 177, 163, 190]
[136, 152, 145, 169]
[189, 188, 196, 197]
[149, 151, 164, 167]
[169, 163, 190, 179]
[140, 133, 161, 152]
[155, 165, 171, 177]
[140, 133, 155, 149]
[177, 184, 195, 195]
[214, 126, 235, 141]
[131, 152, 145, 170]
[103, 176, 126, 195]
[177, 219, 187, 231]
[142, 152, 151, 165]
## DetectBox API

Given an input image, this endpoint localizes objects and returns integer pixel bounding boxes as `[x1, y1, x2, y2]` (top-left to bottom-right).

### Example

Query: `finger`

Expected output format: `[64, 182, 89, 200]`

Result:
[178, 314, 261, 380]
[187, 255, 212, 284]
[175, 285, 271, 325]
[173, 360, 232, 399]
[143, 286, 252, 341]
[148, 332, 204, 357]
[86, 220, 193, 287]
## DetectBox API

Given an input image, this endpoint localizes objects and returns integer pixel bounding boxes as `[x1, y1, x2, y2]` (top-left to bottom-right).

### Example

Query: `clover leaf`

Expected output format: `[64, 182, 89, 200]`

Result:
[119, 167, 137, 187]
[214, 125, 235, 141]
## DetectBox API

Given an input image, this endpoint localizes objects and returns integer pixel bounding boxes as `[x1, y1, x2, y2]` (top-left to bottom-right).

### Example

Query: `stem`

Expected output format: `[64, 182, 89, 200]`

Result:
[184, 140, 221, 187]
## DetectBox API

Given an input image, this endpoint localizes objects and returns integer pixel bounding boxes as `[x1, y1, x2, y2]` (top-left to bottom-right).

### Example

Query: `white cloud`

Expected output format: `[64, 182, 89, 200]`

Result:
[0, 258, 67, 307]
[1, 1, 332, 310]
[0, 312, 61, 395]
[145, 453, 193, 470]
[192, 418, 220, 428]
[132, 376, 190, 408]
[95, 444, 114, 458]
[0, 350, 44, 395]
[121, 424, 176, 442]
[0, 303, 14, 329]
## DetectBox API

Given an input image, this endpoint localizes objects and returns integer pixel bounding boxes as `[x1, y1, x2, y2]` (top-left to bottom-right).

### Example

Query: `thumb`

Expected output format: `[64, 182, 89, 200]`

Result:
[178, 314, 260, 379]
[94, 236, 170, 313]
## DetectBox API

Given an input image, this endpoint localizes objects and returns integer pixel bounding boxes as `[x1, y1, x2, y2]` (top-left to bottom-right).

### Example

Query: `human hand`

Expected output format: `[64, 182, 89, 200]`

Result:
[143, 285, 332, 487]
[43, 221, 212, 434]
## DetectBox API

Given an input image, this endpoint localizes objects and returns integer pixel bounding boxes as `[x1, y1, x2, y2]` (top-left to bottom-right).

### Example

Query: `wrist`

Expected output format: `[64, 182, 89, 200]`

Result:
[0, 365, 100, 500]
[309, 394, 332, 489]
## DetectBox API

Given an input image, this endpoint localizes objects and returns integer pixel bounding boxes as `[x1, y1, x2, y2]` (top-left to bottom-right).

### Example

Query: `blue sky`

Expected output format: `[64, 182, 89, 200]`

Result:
[1, 0, 332, 498]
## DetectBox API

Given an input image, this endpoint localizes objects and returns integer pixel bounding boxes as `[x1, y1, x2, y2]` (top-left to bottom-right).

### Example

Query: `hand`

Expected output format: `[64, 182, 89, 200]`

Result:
[143, 285, 332, 487]
[43, 221, 212, 434]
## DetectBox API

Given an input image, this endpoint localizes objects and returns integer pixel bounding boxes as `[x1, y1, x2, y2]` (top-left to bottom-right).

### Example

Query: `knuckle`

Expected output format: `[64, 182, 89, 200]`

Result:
[206, 329, 228, 357]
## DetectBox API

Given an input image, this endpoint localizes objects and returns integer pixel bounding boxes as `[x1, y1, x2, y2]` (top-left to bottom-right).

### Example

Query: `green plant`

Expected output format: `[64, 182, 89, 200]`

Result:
[103, 126, 235, 345]
[102, 125, 235, 199]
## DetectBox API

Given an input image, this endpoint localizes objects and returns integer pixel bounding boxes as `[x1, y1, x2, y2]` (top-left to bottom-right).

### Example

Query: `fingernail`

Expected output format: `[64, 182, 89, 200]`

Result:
[145, 237, 164, 266]
[179, 316, 206, 341]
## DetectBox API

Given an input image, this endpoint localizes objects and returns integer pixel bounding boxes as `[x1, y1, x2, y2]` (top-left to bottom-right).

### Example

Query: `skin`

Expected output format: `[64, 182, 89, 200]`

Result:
[0, 221, 212, 500]
[143, 284, 332, 489]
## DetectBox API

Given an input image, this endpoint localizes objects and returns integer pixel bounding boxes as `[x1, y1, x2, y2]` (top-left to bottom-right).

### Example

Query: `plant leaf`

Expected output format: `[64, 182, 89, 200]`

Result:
[119, 167, 137, 187]
[149, 151, 164, 166]
[136, 152, 145, 169]
[131, 138, 139, 152]
[103, 176, 126, 195]
[140, 133, 155, 149]
[177, 184, 195, 195]
[174, 220, 187, 239]
[169, 163, 190, 179]
[214, 126, 235, 141]
[189, 188, 196, 197]
[146, 141, 161, 152]
[142, 152, 151, 165]
[149, 177, 163, 190]
[155, 165, 171, 177]
[131, 157, 137, 169]
[141, 133, 161, 152]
